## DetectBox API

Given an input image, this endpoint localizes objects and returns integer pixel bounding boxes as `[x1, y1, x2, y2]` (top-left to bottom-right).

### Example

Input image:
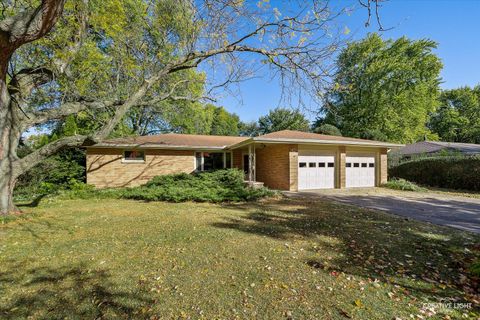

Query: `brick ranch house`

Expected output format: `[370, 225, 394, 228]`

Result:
[86, 130, 402, 191]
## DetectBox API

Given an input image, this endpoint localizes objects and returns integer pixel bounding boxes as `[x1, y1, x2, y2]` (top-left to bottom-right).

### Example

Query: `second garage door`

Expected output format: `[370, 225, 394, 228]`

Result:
[298, 154, 335, 190]
[346, 155, 376, 188]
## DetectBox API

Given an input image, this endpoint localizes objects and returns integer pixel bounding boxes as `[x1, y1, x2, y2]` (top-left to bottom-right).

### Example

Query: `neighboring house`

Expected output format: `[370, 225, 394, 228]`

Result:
[86, 130, 402, 191]
[393, 141, 480, 160]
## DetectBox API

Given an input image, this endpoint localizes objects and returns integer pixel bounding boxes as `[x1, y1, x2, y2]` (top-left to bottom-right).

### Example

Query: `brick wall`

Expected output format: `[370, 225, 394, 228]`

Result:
[255, 144, 295, 190]
[288, 146, 298, 191]
[86, 148, 194, 188]
[232, 149, 243, 170]
[380, 148, 388, 185]
[338, 146, 346, 188]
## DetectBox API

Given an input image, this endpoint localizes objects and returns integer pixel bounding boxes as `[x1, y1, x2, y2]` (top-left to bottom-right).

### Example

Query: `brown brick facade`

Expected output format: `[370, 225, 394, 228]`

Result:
[255, 144, 295, 191]
[338, 146, 346, 188]
[232, 149, 243, 170]
[86, 144, 390, 190]
[379, 148, 388, 185]
[86, 148, 195, 188]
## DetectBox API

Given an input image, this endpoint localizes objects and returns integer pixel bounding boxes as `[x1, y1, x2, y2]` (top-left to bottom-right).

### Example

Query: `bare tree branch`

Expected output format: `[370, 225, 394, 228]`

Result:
[359, 0, 392, 31]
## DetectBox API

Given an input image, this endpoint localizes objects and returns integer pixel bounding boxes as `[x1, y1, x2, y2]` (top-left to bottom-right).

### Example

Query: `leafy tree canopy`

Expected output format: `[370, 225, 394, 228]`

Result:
[321, 33, 442, 143]
[313, 123, 342, 136]
[258, 107, 310, 134]
[429, 86, 480, 143]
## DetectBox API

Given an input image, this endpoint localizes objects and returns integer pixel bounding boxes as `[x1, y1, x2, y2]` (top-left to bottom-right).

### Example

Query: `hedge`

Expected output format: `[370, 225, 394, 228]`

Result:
[59, 169, 276, 203]
[388, 156, 480, 191]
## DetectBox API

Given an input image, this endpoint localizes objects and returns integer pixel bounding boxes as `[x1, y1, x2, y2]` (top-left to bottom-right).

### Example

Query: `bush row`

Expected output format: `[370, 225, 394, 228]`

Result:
[59, 169, 275, 203]
[389, 156, 480, 191]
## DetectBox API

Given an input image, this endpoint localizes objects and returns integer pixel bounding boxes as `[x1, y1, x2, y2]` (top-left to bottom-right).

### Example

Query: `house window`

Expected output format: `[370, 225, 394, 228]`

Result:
[319, 162, 326, 167]
[361, 163, 367, 168]
[309, 162, 316, 168]
[299, 162, 307, 168]
[328, 162, 334, 167]
[123, 150, 145, 162]
[196, 152, 232, 171]
[346, 163, 352, 168]
[354, 163, 360, 167]
[369, 163, 375, 168]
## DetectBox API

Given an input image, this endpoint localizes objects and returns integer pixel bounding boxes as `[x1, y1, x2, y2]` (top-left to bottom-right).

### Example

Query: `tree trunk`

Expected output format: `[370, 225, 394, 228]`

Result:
[0, 57, 21, 214]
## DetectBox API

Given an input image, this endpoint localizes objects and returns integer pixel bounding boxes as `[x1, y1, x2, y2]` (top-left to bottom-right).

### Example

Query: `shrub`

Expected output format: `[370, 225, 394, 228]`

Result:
[382, 178, 427, 192]
[59, 169, 275, 203]
[14, 148, 86, 201]
[123, 169, 274, 203]
[389, 156, 480, 191]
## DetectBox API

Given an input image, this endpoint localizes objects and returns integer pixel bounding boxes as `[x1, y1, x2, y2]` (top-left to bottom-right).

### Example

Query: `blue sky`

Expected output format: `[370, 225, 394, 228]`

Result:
[216, 0, 480, 122]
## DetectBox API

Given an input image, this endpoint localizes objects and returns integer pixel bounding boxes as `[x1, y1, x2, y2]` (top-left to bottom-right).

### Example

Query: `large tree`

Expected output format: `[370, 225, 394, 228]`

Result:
[321, 33, 442, 143]
[429, 86, 480, 143]
[258, 107, 310, 134]
[0, 0, 379, 214]
[168, 104, 240, 136]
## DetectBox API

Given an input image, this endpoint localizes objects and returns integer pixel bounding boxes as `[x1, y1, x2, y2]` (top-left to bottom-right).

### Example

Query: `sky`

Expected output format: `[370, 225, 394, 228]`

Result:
[215, 0, 480, 123]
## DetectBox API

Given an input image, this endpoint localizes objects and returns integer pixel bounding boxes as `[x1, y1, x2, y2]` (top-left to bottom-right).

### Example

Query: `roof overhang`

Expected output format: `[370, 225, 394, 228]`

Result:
[86, 144, 227, 151]
[228, 137, 404, 149]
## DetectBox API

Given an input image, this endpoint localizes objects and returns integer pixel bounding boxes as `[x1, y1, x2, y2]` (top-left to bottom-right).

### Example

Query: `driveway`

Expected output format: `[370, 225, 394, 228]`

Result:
[288, 188, 480, 234]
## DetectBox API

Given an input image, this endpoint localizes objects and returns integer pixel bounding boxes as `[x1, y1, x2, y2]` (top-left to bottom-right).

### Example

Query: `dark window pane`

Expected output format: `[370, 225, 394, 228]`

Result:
[124, 150, 145, 161]
[299, 162, 307, 168]
[361, 163, 367, 167]
[346, 163, 352, 167]
[319, 162, 326, 167]
[225, 153, 232, 168]
[354, 163, 360, 167]
[195, 152, 202, 171]
[369, 163, 375, 168]
[328, 162, 334, 167]
[309, 162, 316, 168]
[204, 152, 224, 171]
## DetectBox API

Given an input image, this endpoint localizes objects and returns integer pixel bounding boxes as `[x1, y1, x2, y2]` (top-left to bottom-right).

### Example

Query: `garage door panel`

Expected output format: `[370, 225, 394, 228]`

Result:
[298, 154, 335, 190]
[346, 155, 375, 188]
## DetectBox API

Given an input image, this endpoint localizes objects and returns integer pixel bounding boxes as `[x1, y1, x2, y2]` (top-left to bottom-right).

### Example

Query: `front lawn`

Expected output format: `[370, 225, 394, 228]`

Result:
[1, 197, 479, 319]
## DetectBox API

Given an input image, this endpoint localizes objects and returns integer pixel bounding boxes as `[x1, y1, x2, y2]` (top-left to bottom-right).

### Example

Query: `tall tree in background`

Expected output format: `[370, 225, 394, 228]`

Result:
[321, 34, 442, 143]
[258, 107, 310, 134]
[429, 86, 480, 143]
[0, 0, 357, 213]
[239, 121, 261, 137]
[169, 104, 240, 136]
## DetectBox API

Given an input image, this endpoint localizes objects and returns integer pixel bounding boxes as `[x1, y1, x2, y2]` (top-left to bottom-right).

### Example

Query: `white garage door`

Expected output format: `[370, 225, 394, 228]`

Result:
[346, 155, 376, 188]
[298, 154, 335, 190]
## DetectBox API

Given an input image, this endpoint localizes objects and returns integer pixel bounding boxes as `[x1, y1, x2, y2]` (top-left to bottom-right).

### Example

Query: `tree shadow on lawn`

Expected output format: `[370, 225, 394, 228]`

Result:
[16, 194, 47, 208]
[214, 197, 480, 305]
[0, 261, 154, 319]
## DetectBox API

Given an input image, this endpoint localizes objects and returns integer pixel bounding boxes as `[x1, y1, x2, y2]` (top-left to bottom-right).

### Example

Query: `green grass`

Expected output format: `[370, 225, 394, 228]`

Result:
[382, 178, 428, 192]
[1, 197, 479, 319]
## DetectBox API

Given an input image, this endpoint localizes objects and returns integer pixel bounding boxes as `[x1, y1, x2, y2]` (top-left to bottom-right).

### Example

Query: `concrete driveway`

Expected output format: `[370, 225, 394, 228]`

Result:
[290, 188, 480, 234]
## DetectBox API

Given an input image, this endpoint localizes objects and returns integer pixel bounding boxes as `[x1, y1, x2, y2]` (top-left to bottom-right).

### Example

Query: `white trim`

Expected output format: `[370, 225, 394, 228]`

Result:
[121, 159, 146, 164]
